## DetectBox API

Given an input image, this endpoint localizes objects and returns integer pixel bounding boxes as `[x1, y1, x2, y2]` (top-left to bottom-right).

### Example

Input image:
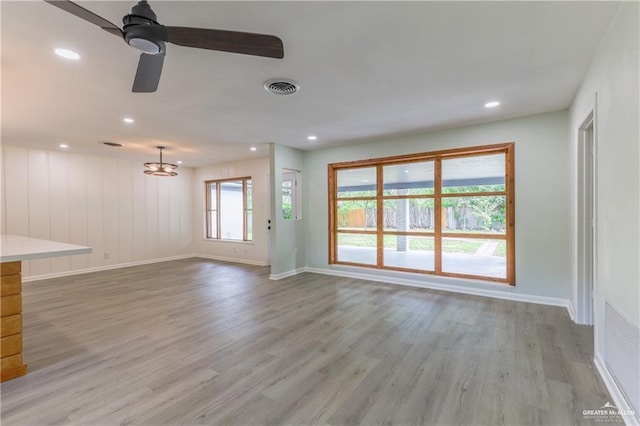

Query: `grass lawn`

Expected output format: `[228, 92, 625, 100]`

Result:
[442, 239, 484, 254]
[337, 234, 508, 256]
[494, 240, 507, 257]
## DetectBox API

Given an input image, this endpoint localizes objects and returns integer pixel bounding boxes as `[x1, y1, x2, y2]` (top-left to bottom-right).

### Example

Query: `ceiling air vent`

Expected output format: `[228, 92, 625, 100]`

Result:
[264, 78, 299, 95]
[102, 141, 123, 147]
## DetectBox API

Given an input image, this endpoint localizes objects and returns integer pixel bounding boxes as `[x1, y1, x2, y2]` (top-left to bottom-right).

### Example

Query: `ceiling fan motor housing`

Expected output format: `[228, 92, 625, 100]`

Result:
[126, 1, 158, 24]
[123, 1, 166, 54]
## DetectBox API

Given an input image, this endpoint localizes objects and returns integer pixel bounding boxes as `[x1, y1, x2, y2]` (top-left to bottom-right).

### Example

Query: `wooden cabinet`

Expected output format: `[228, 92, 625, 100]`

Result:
[0, 236, 90, 382]
[0, 261, 27, 382]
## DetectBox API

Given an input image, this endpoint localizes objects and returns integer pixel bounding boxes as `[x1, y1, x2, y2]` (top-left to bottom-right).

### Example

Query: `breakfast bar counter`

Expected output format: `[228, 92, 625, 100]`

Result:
[0, 235, 91, 382]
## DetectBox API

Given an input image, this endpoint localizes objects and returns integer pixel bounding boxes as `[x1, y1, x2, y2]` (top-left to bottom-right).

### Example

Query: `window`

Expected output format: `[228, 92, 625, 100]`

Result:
[328, 143, 515, 284]
[206, 177, 252, 241]
[282, 169, 301, 220]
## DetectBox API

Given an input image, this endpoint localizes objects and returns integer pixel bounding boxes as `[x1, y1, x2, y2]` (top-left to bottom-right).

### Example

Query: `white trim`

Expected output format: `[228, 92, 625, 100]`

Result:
[195, 253, 267, 267]
[574, 104, 597, 326]
[567, 300, 577, 322]
[23, 254, 193, 282]
[305, 266, 571, 310]
[23, 254, 268, 282]
[269, 268, 306, 280]
[200, 239, 254, 245]
[594, 353, 640, 426]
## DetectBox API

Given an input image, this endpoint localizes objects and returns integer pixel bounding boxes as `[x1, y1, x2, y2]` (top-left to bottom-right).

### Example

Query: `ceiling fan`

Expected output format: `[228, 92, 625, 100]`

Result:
[45, 0, 284, 93]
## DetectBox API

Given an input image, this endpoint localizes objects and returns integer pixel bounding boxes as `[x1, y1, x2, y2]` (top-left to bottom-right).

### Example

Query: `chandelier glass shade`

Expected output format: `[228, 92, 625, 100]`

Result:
[144, 146, 178, 176]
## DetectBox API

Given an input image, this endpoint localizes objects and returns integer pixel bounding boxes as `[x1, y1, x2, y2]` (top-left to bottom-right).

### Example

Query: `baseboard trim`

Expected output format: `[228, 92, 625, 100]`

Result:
[304, 266, 571, 309]
[567, 300, 577, 322]
[194, 254, 267, 267]
[269, 268, 306, 280]
[23, 254, 194, 282]
[594, 353, 639, 425]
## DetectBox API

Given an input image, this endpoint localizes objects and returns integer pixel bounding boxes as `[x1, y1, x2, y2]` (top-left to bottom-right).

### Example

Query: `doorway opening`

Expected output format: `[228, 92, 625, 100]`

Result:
[577, 111, 595, 325]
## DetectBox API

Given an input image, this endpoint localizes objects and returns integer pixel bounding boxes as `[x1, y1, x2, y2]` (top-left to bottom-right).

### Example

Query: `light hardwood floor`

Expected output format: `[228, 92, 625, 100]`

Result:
[0, 258, 616, 425]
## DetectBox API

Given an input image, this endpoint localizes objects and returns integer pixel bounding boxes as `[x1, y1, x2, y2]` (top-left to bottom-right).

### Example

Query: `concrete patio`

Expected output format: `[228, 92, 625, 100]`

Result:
[337, 246, 506, 279]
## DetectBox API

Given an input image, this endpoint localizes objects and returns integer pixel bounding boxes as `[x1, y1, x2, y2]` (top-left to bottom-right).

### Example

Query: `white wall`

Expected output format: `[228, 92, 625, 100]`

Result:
[269, 144, 305, 277]
[304, 110, 571, 300]
[1, 145, 193, 278]
[570, 1, 639, 351]
[192, 156, 269, 266]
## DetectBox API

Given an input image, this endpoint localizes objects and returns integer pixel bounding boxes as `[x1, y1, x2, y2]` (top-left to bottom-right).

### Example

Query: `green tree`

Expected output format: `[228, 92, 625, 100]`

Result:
[468, 196, 505, 231]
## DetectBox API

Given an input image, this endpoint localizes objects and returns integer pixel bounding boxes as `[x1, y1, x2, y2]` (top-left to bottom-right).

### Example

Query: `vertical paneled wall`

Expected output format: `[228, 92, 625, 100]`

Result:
[1, 145, 193, 278]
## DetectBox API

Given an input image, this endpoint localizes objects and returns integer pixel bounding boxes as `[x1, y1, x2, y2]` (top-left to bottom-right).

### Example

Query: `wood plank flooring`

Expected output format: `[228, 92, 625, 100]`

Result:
[0, 258, 616, 425]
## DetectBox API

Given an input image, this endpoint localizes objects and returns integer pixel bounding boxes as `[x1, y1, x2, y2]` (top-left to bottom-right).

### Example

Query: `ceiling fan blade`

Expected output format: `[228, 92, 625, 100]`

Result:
[44, 0, 123, 38]
[165, 27, 284, 59]
[132, 53, 164, 93]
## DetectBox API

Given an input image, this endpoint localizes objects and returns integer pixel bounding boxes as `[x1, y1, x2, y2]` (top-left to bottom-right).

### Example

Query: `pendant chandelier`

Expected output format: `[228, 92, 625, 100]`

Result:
[144, 146, 178, 176]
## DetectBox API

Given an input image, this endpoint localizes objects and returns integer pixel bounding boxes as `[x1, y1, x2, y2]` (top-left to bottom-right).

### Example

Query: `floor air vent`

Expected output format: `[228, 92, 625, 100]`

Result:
[605, 301, 640, 421]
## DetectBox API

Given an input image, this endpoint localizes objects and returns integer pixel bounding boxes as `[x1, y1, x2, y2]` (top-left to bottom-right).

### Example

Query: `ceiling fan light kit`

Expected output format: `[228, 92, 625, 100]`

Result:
[45, 0, 285, 93]
[123, 2, 166, 55]
[144, 146, 178, 177]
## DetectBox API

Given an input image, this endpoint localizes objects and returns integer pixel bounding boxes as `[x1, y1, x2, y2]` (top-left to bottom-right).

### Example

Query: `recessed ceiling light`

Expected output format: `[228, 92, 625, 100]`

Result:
[404, 170, 409, 173]
[484, 101, 500, 108]
[250, 147, 257, 151]
[307, 135, 317, 141]
[59, 144, 69, 148]
[123, 117, 134, 124]
[54, 48, 80, 60]
[177, 161, 183, 164]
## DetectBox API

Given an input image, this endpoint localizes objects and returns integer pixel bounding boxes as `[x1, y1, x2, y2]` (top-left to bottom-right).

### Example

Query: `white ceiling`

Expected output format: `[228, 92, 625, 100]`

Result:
[1, 1, 619, 167]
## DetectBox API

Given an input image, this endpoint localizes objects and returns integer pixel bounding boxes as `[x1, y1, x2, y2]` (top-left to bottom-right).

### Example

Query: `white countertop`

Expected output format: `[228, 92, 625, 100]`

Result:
[0, 235, 92, 263]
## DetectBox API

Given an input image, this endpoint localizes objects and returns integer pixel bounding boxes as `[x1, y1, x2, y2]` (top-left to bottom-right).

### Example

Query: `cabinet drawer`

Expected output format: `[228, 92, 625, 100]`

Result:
[0, 275, 21, 296]
[1, 295, 22, 317]
[0, 315, 21, 337]
[1, 353, 23, 370]
[0, 334, 21, 357]
[0, 262, 21, 277]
